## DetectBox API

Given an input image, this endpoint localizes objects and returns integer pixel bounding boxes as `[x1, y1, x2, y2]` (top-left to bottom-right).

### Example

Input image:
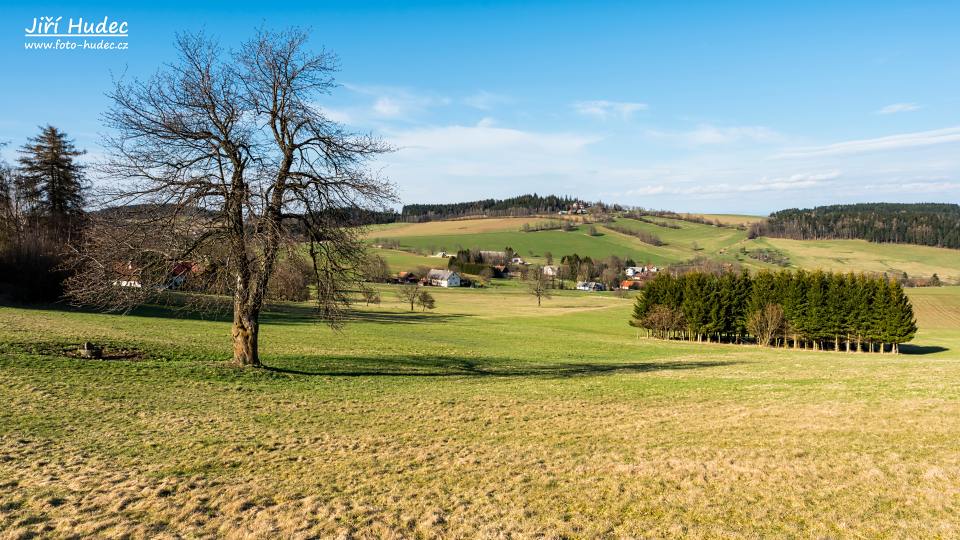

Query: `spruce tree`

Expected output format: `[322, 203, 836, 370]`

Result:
[16, 125, 86, 238]
[886, 280, 917, 353]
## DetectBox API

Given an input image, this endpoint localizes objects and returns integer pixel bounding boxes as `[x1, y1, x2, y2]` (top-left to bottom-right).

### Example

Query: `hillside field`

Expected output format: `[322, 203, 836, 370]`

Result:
[367, 216, 960, 282]
[2, 285, 960, 537]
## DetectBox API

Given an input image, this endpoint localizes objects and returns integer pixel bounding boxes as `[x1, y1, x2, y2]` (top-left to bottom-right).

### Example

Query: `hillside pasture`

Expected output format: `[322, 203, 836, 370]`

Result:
[751, 237, 960, 283]
[2, 286, 960, 537]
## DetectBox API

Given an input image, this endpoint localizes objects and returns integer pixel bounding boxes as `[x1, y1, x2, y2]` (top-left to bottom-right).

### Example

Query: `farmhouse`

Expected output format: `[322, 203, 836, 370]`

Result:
[542, 265, 559, 276]
[426, 269, 461, 287]
[625, 266, 659, 277]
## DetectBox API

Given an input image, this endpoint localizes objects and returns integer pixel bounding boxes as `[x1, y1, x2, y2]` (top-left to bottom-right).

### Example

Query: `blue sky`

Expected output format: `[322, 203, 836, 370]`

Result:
[3, 1, 959, 214]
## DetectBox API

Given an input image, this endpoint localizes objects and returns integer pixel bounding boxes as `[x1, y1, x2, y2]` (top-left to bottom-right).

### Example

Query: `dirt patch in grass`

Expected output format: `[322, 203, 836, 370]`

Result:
[0, 340, 150, 361]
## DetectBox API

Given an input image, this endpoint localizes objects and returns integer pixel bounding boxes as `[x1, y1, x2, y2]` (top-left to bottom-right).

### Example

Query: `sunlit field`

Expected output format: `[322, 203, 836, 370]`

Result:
[2, 285, 960, 537]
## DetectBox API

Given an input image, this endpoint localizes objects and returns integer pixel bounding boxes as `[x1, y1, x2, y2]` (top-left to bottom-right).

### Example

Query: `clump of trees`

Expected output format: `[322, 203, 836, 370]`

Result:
[604, 222, 664, 246]
[0, 127, 87, 302]
[631, 270, 917, 353]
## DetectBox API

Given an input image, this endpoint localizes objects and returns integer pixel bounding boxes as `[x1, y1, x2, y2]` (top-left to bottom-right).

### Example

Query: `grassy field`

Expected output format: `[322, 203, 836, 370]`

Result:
[3, 285, 960, 537]
[366, 216, 960, 282]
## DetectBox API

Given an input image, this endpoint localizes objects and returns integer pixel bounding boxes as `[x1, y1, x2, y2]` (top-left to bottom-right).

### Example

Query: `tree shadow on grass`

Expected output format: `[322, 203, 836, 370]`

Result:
[262, 355, 741, 379]
[3, 299, 467, 326]
[899, 344, 949, 355]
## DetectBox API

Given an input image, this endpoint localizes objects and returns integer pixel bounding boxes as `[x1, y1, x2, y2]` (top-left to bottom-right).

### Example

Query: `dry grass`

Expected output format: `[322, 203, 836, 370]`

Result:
[365, 217, 539, 238]
[2, 286, 960, 537]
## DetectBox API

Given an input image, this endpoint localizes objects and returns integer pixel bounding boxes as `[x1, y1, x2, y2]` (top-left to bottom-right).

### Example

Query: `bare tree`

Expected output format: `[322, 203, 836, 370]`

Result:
[747, 304, 784, 347]
[361, 288, 381, 306]
[64, 29, 395, 367]
[527, 265, 552, 307]
[396, 282, 421, 312]
[415, 290, 436, 312]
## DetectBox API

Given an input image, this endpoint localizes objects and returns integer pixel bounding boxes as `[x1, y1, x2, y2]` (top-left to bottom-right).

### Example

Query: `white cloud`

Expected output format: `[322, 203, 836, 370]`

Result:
[344, 83, 451, 120]
[573, 100, 648, 120]
[646, 124, 783, 145]
[775, 126, 960, 158]
[876, 102, 921, 115]
[463, 91, 512, 110]
[387, 120, 598, 159]
[624, 170, 840, 197]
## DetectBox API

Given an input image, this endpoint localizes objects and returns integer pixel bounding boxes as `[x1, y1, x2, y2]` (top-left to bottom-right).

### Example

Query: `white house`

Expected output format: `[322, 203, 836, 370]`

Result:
[542, 265, 559, 277]
[625, 265, 660, 277]
[426, 269, 461, 288]
[510, 256, 526, 265]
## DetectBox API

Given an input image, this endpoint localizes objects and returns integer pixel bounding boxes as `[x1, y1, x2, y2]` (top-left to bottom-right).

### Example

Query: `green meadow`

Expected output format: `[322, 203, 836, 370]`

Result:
[3, 284, 960, 537]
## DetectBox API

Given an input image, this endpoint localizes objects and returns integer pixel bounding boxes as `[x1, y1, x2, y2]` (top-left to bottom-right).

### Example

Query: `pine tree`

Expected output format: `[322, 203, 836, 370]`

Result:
[16, 125, 86, 238]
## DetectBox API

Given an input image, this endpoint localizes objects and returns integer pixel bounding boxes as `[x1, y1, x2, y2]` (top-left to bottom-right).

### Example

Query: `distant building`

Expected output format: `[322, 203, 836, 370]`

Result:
[510, 256, 526, 265]
[542, 265, 559, 277]
[575, 281, 605, 291]
[396, 271, 419, 284]
[625, 266, 659, 277]
[426, 269, 462, 288]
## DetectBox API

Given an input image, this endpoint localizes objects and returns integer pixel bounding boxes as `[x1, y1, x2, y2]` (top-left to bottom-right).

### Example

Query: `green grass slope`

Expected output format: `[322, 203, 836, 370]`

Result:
[2, 286, 960, 536]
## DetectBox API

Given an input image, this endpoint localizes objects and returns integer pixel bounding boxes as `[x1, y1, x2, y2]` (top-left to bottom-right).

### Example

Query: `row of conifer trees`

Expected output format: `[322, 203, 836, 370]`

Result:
[630, 270, 917, 353]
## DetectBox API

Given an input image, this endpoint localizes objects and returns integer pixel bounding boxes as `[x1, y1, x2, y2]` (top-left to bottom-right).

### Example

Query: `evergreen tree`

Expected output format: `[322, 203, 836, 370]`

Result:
[886, 279, 917, 353]
[16, 125, 86, 238]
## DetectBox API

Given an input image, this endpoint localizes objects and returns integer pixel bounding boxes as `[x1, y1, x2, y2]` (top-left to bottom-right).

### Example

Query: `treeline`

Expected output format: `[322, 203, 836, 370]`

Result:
[753, 203, 960, 248]
[605, 222, 664, 246]
[401, 194, 580, 220]
[631, 270, 916, 353]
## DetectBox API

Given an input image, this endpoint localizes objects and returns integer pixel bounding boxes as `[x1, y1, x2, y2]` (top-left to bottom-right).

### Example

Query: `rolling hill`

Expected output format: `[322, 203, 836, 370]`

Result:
[365, 214, 960, 282]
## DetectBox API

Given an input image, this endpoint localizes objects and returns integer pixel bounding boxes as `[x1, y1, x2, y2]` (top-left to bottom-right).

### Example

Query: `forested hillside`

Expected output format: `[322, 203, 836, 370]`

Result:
[401, 194, 584, 220]
[754, 203, 960, 249]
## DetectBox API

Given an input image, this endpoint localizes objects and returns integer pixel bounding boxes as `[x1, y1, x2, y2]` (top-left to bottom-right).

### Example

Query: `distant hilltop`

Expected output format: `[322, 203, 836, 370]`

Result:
[400, 194, 621, 221]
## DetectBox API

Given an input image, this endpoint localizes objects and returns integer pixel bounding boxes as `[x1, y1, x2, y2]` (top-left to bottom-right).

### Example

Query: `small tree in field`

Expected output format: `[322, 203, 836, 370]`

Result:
[416, 290, 436, 312]
[397, 283, 421, 311]
[362, 288, 381, 306]
[747, 304, 784, 347]
[64, 29, 395, 367]
[527, 265, 552, 307]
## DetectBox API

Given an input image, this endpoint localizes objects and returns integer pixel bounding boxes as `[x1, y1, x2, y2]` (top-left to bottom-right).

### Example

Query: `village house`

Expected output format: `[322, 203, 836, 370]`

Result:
[542, 265, 559, 277]
[625, 265, 659, 277]
[426, 269, 462, 288]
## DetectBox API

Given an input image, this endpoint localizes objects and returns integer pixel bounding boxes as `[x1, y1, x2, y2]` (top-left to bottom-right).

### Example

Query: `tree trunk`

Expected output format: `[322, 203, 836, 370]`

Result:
[232, 310, 260, 367]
